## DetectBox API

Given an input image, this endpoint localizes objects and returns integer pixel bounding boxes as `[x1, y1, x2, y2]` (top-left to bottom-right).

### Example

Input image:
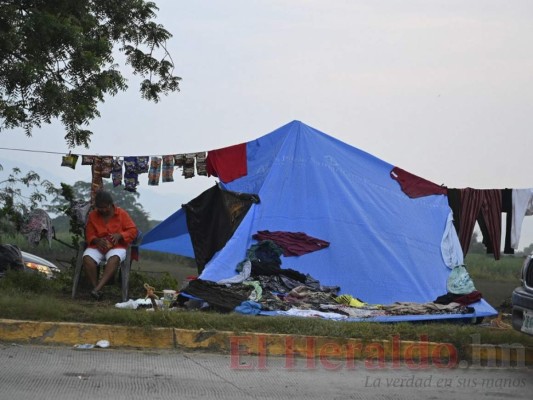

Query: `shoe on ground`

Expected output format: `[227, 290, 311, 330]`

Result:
[91, 290, 103, 301]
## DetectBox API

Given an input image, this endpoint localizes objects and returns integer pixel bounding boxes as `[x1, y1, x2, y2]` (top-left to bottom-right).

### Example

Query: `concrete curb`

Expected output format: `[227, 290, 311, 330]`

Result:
[1, 319, 531, 367]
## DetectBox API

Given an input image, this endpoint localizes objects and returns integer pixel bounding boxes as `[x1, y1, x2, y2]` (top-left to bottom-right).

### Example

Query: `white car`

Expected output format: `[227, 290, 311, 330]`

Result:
[20, 251, 61, 279]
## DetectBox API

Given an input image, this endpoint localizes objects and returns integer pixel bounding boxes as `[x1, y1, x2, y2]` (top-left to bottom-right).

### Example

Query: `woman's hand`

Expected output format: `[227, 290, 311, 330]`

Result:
[94, 237, 111, 253]
[108, 233, 123, 245]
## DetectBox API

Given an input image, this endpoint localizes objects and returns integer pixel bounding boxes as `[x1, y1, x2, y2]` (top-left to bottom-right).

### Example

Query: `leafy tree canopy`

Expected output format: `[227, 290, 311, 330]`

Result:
[0, 0, 181, 147]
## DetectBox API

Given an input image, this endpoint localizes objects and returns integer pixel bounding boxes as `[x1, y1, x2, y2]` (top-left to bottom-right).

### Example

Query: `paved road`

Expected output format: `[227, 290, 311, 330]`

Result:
[0, 343, 531, 400]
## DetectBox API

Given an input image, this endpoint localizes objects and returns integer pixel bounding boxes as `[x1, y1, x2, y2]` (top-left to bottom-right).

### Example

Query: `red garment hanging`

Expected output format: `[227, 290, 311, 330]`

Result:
[206, 143, 247, 183]
[390, 166, 448, 198]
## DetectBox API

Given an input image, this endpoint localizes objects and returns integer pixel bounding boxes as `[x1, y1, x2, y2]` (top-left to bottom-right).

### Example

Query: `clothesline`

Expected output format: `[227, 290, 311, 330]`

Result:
[72, 144, 248, 203]
[0, 142, 249, 204]
[0, 146, 208, 158]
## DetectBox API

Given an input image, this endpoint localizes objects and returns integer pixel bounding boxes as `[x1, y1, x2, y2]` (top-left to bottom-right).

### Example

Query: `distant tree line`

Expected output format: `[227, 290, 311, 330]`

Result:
[49, 181, 153, 235]
[468, 231, 532, 256]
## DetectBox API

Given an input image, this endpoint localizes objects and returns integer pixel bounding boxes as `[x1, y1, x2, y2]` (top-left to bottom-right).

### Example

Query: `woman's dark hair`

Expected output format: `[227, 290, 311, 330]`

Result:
[94, 190, 114, 207]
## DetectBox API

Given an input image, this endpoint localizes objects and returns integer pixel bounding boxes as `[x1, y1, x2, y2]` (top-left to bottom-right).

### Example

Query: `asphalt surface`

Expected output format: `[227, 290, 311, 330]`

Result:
[0, 343, 531, 400]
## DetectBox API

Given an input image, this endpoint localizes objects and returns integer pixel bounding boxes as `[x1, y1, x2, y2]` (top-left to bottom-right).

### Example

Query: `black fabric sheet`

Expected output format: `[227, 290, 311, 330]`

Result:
[183, 183, 259, 273]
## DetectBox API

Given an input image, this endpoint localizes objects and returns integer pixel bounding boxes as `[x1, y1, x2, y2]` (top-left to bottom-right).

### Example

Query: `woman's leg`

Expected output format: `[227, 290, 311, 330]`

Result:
[94, 255, 121, 292]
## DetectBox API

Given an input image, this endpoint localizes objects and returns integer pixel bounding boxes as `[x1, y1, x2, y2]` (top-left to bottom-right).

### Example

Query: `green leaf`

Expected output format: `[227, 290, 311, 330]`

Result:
[0, 0, 181, 148]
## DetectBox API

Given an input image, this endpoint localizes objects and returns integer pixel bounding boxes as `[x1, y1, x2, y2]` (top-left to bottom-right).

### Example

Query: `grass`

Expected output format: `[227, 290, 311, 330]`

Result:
[2, 234, 532, 353]
[465, 253, 524, 282]
[463, 253, 523, 309]
[1, 277, 532, 355]
[1, 268, 532, 354]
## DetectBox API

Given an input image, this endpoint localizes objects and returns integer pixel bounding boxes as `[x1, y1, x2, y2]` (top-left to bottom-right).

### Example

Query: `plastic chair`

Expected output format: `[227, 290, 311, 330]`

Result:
[71, 234, 141, 302]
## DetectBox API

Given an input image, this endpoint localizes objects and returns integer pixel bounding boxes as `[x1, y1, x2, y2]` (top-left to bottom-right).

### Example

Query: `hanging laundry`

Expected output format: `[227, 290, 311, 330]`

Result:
[123, 171, 138, 192]
[511, 188, 533, 249]
[182, 153, 196, 179]
[501, 189, 514, 254]
[90, 157, 104, 204]
[440, 211, 464, 269]
[447, 188, 461, 234]
[81, 155, 96, 165]
[100, 156, 113, 178]
[148, 157, 162, 185]
[452, 188, 502, 259]
[195, 152, 207, 176]
[206, 142, 247, 183]
[252, 230, 330, 257]
[449, 188, 513, 256]
[123, 157, 134, 174]
[20, 209, 53, 247]
[173, 154, 186, 168]
[161, 155, 175, 183]
[123, 156, 147, 192]
[61, 153, 79, 169]
[112, 158, 123, 187]
[136, 156, 149, 173]
[390, 166, 447, 198]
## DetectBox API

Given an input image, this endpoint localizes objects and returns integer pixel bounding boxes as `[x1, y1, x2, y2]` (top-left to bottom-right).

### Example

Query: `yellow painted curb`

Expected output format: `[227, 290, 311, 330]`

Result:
[0, 319, 454, 365]
[1, 319, 531, 366]
[195, 332, 461, 368]
[0, 319, 174, 349]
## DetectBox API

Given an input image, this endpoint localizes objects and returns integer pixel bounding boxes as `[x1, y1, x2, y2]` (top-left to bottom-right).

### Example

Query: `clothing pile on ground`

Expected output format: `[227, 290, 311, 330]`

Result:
[175, 239, 479, 321]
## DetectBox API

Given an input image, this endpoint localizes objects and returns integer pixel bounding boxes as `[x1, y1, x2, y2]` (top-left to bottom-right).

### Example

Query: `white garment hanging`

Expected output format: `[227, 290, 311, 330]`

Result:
[441, 210, 464, 269]
[511, 188, 533, 249]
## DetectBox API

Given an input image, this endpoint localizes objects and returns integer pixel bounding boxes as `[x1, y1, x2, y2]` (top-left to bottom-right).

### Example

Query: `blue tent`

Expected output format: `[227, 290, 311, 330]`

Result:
[141, 121, 496, 317]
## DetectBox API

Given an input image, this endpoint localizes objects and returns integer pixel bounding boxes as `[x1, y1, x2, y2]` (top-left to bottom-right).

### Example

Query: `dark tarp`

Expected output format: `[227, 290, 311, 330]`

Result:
[183, 183, 259, 273]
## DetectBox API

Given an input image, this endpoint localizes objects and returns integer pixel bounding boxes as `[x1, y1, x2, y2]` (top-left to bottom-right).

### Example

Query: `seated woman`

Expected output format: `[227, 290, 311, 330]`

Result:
[82, 190, 138, 300]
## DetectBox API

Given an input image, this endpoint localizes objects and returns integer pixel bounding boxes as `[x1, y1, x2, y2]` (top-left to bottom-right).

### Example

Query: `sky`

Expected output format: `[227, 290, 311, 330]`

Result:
[2, 0, 533, 250]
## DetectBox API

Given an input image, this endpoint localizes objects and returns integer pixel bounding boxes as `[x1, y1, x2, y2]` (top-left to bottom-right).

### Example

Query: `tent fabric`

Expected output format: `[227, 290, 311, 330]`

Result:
[202, 120, 455, 305]
[140, 120, 497, 317]
[140, 208, 195, 257]
[183, 183, 259, 273]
